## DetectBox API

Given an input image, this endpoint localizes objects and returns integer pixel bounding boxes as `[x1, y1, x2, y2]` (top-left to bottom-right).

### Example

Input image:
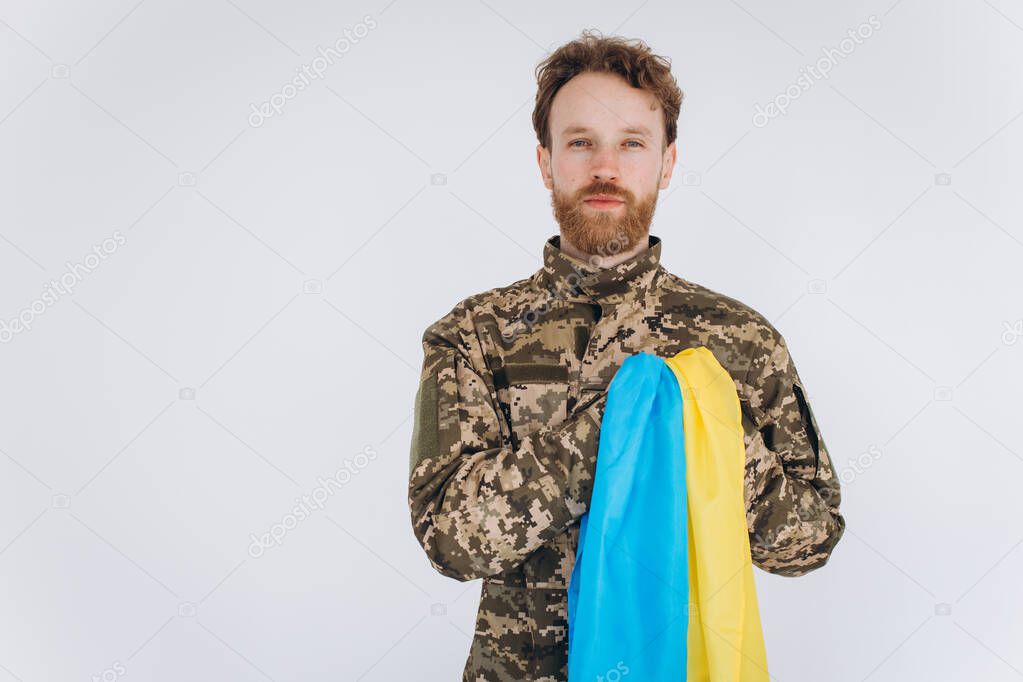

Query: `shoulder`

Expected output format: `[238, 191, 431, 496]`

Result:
[421, 273, 539, 348]
[657, 271, 783, 344]
[655, 270, 788, 382]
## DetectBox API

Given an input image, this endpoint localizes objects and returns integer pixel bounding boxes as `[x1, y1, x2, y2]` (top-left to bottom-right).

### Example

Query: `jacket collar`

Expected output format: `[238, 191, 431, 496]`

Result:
[534, 234, 664, 305]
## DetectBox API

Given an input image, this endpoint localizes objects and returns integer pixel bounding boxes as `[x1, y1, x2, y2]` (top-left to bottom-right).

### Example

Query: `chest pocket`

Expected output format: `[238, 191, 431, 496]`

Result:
[494, 361, 571, 448]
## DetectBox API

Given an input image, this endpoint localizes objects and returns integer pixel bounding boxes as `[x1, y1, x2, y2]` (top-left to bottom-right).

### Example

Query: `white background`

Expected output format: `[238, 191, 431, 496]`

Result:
[1, 1, 1021, 680]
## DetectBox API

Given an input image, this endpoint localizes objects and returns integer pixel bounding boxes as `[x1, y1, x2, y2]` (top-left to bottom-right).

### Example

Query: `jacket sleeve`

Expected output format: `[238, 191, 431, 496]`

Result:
[743, 330, 846, 577]
[407, 317, 606, 582]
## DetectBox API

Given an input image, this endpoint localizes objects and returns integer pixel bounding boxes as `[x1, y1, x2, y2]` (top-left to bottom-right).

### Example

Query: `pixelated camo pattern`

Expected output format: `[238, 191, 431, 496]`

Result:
[408, 235, 846, 681]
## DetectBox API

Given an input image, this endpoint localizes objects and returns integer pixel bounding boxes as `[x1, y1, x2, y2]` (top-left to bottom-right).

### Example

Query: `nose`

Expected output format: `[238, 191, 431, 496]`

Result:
[590, 145, 619, 183]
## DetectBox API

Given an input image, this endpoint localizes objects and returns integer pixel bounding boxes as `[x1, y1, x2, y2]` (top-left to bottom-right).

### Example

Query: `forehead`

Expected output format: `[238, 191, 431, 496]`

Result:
[548, 71, 661, 138]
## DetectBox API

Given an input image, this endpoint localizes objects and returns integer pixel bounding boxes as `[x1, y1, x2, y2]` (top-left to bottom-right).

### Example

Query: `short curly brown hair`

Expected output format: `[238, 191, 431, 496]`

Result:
[532, 30, 683, 151]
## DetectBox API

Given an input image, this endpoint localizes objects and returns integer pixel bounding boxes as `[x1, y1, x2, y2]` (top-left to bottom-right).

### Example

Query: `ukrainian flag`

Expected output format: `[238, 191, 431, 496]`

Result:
[567, 348, 769, 681]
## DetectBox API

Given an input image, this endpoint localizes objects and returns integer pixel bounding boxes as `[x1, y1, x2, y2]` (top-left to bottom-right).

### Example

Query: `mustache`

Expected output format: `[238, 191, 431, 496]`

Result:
[577, 185, 631, 201]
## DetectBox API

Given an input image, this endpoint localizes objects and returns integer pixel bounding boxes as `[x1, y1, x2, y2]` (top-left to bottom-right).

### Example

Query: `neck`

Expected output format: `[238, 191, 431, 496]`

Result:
[558, 232, 650, 268]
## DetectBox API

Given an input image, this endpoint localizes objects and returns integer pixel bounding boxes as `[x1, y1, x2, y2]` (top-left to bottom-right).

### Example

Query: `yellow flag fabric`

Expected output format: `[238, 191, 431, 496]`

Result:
[665, 347, 770, 681]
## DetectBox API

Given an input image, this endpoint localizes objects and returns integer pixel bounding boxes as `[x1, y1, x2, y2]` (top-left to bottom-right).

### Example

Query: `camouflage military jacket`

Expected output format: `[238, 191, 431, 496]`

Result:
[408, 234, 845, 682]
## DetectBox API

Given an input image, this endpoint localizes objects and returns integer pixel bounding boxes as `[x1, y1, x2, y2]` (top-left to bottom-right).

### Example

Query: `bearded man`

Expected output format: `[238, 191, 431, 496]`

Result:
[408, 29, 845, 682]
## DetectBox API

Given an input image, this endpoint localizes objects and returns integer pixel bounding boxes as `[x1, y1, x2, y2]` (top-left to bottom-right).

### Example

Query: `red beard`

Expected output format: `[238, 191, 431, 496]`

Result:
[551, 180, 658, 260]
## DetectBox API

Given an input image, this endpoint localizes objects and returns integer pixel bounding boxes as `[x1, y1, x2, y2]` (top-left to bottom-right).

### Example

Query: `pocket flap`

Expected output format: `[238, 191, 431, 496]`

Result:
[494, 362, 569, 388]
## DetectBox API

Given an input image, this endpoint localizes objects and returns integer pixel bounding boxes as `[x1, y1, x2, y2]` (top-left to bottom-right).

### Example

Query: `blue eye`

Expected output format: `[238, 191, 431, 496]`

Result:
[570, 140, 644, 148]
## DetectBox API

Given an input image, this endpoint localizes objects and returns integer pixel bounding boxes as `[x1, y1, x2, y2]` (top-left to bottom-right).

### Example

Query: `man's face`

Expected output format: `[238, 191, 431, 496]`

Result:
[537, 71, 676, 260]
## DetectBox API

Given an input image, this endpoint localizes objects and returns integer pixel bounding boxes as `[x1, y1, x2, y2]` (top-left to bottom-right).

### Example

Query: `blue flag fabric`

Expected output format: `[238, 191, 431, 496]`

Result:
[567, 352, 689, 681]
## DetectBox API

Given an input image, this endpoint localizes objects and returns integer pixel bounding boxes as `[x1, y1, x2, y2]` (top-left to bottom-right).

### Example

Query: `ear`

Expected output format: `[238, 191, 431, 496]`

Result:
[537, 144, 554, 190]
[659, 140, 677, 190]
